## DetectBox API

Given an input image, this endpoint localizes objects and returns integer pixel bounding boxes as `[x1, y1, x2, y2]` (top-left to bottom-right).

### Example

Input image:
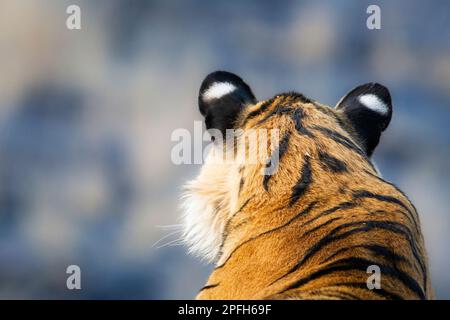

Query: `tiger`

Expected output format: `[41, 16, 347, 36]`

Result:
[181, 70, 432, 300]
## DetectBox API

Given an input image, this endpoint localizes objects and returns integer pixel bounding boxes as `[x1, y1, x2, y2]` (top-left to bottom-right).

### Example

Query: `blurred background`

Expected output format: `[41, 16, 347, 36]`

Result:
[0, 0, 449, 299]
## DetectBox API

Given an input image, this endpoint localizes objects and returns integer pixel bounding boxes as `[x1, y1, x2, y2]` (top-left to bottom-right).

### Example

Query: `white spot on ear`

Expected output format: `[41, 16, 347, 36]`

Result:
[202, 82, 236, 101]
[358, 94, 388, 115]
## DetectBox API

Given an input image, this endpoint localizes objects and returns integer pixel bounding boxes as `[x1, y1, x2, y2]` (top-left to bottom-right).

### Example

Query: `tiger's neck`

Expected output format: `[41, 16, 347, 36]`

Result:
[198, 168, 423, 299]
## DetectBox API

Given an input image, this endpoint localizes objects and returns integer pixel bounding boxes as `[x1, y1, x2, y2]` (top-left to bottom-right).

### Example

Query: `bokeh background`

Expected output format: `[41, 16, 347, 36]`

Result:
[0, 0, 449, 299]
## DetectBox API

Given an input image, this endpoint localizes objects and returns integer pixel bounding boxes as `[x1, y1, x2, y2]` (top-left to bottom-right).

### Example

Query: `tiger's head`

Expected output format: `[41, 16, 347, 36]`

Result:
[182, 71, 392, 264]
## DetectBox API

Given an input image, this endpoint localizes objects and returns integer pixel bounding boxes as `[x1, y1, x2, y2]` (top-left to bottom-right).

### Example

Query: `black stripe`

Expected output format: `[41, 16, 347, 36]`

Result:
[278, 91, 314, 104]
[215, 201, 318, 270]
[308, 290, 362, 300]
[289, 155, 313, 207]
[279, 257, 425, 299]
[325, 291, 361, 300]
[243, 99, 273, 125]
[199, 283, 219, 292]
[303, 217, 341, 237]
[322, 244, 413, 269]
[313, 104, 355, 136]
[254, 104, 315, 138]
[216, 197, 253, 261]
[253, 101, 314, 139]
[352, 190, 419, 229]
[290, 108, 314, 137]
[302, 201, 356, 228]
[311, 126, 366, 157]
[311, 125, 376, 173]
[337, 257, 426, 299]
[304, 208, 395, 239]
[263, 131, 291, 191]
[255, 105, 293, 127]
[336, 283, 403, 300]
[361, 172, 421, 230]
[234, 197, 252, 216]
[271, 220, 426, 287]
[362, 169, 425, 296]
[337, 283, 404, 300]
[312, 293, 345, 300]
[318, 150, 348, 173]
[362, 244, 413, 268]
[364, 170, 420, 217]
[238, 177, 244, 196]
[303, 282, 403, 300]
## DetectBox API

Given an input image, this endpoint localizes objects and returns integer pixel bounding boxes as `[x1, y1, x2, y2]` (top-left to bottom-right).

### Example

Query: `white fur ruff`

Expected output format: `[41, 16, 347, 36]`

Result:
[180, 148, 238, 263]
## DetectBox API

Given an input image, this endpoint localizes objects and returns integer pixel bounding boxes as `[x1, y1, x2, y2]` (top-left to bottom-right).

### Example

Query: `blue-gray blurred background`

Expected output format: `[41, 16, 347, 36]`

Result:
[0, 0, 449, 299]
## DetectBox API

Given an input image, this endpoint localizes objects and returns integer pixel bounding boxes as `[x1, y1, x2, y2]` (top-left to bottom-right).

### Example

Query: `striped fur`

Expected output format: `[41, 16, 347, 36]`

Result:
[183, 93, 432, 300]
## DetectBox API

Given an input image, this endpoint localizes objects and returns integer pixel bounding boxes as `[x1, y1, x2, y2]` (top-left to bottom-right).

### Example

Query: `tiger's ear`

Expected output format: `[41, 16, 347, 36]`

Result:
[198, 71, 257, 135]
[335, 83, 392, 157]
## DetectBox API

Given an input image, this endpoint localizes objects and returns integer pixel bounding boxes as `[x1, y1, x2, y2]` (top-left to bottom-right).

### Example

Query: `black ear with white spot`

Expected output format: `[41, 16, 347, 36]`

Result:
[199, 71, 256, 135]
[336, 83, 392, 157]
